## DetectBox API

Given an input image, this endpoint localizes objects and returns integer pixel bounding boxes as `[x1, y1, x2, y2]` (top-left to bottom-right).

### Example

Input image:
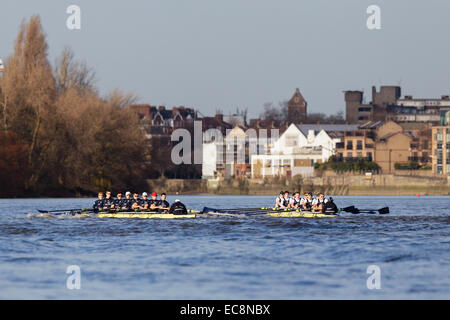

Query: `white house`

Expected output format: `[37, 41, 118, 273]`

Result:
[251, 123, 359, 178]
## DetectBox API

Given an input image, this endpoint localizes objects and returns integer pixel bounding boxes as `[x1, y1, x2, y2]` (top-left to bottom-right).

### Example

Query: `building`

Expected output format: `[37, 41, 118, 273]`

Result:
[431, 126, 450, 175]
[251, 123, 359, 179]
[287, 88, 307, 124]
[345, 86, 401, 123]
[335, 122, 380, 161]
[432, 110, 450, 175]
[202, 126, 274, 180]
[345, 85, 450, 124]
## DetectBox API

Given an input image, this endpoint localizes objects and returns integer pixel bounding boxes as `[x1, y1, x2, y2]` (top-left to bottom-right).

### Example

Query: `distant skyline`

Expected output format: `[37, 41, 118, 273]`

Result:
[1, 1, 450, 118]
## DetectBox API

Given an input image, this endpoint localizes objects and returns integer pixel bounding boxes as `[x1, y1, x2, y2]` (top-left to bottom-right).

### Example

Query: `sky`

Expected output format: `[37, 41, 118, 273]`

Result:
[1, 0, 450, 118]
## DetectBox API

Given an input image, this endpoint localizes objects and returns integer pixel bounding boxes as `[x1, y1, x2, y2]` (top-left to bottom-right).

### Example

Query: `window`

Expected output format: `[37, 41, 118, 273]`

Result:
[366, 152, 372, 160]
[347, 152, 353, 158]
[285, 135, 298, 147]
[346, 141, 353, 150]
[447, 165, 450, 173]
[338, 153, 343, 159]
[436, 165, 443, 174]
[437, 143, 443, 150]
[356, 140, 363, 150]
[357, 152, 363, 158]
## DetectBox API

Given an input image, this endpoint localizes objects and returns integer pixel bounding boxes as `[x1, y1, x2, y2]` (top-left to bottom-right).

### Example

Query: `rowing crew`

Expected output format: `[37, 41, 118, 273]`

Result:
[275, 191, 338, 213]
[93, 191, 187, 214]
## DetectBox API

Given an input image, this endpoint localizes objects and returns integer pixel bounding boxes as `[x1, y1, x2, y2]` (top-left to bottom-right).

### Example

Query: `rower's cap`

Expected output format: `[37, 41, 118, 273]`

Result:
[152, 192, 157, 196]
[175, 199, 180, 202]
[125, 191, 131, 196]
[280, 191, 284, 195]
[142, 192, 148, 197]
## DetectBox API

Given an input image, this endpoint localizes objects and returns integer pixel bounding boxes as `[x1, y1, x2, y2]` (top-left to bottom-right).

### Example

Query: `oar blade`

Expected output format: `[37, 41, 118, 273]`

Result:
[378, 207, 390, 214]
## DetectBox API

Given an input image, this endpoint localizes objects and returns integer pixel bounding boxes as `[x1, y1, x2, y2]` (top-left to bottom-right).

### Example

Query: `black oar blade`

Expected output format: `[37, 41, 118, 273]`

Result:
[378, 207, 390, 214]
[341, 206, 356, 213]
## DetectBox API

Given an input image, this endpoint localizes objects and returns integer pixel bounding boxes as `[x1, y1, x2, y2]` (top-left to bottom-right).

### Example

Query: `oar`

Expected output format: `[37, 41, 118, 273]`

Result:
[346, 207, 389, 215]
[37, 208, 88, 213]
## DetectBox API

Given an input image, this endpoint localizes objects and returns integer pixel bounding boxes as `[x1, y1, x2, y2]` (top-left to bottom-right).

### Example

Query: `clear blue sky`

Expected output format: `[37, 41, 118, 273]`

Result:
[1, 0, 449, 118]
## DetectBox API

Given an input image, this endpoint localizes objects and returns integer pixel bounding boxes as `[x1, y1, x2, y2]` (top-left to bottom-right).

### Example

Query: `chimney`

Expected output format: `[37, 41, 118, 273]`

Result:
[158, 106, 165, 111]
[215, 113, 223, 122]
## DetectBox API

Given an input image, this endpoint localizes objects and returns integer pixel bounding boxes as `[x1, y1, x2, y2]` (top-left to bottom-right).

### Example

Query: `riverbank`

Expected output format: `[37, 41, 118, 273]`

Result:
[1, 174, 449, 198]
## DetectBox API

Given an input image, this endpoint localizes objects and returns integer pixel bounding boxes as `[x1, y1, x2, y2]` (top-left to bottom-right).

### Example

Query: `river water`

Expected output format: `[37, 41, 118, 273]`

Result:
[0, 195, 449, 299]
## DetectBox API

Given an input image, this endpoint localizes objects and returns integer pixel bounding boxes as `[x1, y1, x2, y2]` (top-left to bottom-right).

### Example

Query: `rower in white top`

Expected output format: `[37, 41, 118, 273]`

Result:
[311, 193, 329, 213]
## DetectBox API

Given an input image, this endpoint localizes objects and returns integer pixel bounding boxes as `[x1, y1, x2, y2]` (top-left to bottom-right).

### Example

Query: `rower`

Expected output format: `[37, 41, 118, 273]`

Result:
[149, 192, 159, 211]
[158, 193, 170, 212]
[169, 199, 187, 215]
[289, 192, 301, 208]
[275, 191, 284, 208]
[300, 192, 313, 211]
[103, 191, 115, 210]
[141, 192, 150, 210]
[312, 193, 328, 212]
[131, 193, 145, 211]
[282, 191, 291, 208]
[93, 192, 105, 211]
[121, 191, 132, 211]
[113, 193, 124, 210]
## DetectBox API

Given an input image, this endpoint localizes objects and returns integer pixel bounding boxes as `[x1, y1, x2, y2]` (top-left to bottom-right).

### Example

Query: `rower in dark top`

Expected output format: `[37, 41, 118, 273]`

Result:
[141, 192, 150, 210]
[113, 192, 124, 210]
[121, 191, 132, 211]
[158, 193, 170, 212]
[169, 199, 187, 215]
[131, 193, 145, 211]
[103, 191, 115, 210]
[93, 192, 105, 210]
[149, 192, 159, 211]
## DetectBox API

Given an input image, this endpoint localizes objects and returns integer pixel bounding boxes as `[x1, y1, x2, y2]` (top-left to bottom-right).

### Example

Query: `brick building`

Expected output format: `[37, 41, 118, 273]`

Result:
[287, 88, 307, 124]
[345, 85, 449, 124]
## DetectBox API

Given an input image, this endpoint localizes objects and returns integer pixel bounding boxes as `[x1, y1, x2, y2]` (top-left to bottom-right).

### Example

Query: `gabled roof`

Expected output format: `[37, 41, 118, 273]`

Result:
[359, 121, 384, 129]
[295, 124, 359, 136]
[379, 131, 414, 141]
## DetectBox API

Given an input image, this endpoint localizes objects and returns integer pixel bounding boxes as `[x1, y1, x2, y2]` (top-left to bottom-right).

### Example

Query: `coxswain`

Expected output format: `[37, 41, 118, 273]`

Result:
[312, 193, 329, 212]
[323, 197, 338, 213]
[300, 192, 313, 211]
[93, 192, 105, 211]
[169, 199, 187, 215]
[131, 193, 145, 211]
[103, 191, 115, 210]
[149, 192, 159, 211]
[158, 193, 170, 212]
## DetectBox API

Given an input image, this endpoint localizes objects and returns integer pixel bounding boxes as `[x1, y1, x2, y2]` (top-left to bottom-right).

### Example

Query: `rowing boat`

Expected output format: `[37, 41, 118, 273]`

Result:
[97, 213, 196, 219]
[267, 211, 337, 218]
